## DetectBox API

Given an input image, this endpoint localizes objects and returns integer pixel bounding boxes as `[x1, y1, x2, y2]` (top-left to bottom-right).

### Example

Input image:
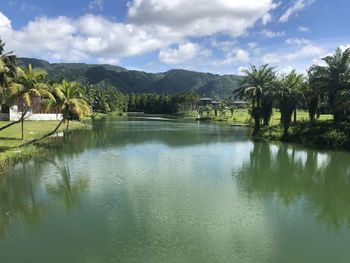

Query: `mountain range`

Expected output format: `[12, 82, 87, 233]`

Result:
[19, 58, 241, 98]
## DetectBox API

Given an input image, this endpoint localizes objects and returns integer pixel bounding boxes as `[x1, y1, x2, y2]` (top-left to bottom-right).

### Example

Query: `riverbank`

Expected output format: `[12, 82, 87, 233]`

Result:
[254, 121, 350, 150]
[181, 109, 350, 150]
[0, 120, 89, 172]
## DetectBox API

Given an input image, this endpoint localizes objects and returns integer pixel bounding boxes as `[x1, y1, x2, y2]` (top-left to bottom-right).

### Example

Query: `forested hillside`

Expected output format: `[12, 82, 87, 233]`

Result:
[19, 58, 241, 97]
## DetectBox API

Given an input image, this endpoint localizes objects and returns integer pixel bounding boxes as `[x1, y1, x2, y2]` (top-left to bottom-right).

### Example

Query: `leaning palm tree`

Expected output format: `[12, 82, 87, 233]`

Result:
[5, 65, 53, 139]
[311, 47, 350, 124]
[235, 64, 276, 130]
[52, 80, 91, 130]
[18, 80, 91, 147]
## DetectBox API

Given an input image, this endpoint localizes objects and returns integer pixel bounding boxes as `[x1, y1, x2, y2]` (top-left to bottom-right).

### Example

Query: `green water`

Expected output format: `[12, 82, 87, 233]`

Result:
[1, 117, 350, 263]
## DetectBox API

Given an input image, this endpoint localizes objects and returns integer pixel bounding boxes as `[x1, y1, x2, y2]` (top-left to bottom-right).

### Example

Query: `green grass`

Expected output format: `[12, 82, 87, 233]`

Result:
[0, 120, 88, 169]
[183, 109, 333, 125]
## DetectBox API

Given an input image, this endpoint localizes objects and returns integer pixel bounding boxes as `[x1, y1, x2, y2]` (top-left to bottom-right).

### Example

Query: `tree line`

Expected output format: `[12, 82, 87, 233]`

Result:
[0, 39, 202, 145]
[236, 47, 350, 136]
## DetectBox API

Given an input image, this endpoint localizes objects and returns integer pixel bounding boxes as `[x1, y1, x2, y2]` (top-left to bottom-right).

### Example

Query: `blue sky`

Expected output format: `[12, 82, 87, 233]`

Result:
[0, 0, 349, 75]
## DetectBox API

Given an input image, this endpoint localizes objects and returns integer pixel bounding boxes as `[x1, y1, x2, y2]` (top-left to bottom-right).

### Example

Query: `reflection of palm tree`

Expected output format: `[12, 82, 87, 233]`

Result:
[0, 162, 47, 237]
[46, 165, 88, 211]
[236, 142, 350, 229]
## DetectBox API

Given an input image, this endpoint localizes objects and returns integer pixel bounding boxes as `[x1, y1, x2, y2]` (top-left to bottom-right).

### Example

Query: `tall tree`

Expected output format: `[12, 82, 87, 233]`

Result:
[235, 64, 276, 130]
[0, 39, 17, 111]
[276, 70, 305, 136]
[311, 47, 350, 124]
[18, 80, 91, 147]
[6, 65, 53, 139]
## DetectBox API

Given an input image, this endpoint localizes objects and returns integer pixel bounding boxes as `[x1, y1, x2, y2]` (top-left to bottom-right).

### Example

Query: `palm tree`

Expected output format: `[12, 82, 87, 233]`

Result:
[276, 70, 305, 136]
[18, 80, 90, 147]
[235, 64, 276, 130]
[0, 39, 17, 113]
[5, 65, 53, 139]
[52, 80, 91, 130]
[311, 47, 350, 124]
[335, 89, 350, 122]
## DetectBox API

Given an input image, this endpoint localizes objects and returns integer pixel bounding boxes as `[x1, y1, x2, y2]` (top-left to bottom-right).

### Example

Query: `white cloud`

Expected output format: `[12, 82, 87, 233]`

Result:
[128, 0, 278, 38]
[0, 11, 12, 35]
[280, 66, 294, 74]
[261, 13, 272, 25]
[87, 0, 104, 11]
[159, 42, 210, 65]
[285, 38, 311, 45]
[285, 44, 325, 60]
[279, 0, 315, 23]
[0, 0, 278, 64]
[297, 26, 310, 32]
[339, 44, 350, 51]
[210, 39, 237, 52]
[261, 44, 326, 65]
[248, 42, 258, 49]
[261, 29, 285, 38]
[213, 48, 250, 66]
[97, 57, 119, 65]
[237, 66, 248, 76]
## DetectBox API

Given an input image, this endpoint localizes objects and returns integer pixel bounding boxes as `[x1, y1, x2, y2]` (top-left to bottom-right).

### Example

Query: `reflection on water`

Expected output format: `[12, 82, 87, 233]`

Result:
[1, 117, 350, 262]
[236, 142, 350, 229]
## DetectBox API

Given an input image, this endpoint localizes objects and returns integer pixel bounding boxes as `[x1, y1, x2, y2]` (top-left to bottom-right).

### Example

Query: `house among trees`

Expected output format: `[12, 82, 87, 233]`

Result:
[0, 99, 63, 121]
[198, 97, 220, 107]
[231, 100, 248, 109]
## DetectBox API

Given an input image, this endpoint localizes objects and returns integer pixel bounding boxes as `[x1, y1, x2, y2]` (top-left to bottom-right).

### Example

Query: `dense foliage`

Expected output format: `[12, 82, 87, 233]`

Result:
[236, 47, 350, 139]
[19, 58, 241, 97]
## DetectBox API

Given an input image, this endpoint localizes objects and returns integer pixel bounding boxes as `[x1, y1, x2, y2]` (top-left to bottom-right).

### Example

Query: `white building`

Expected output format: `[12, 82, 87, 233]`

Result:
[0, 104, 63, 121]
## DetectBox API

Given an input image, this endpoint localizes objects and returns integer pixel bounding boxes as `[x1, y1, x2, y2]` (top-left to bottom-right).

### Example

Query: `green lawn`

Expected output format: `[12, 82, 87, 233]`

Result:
[183, 109, 333, 125]
[0, 120, 87, 163]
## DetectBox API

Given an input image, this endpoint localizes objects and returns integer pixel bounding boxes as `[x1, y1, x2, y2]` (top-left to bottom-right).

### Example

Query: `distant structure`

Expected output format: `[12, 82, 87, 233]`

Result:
[198, 97, 214, 106]
[0, 99, 62, 121]
[198, 97, 221, 107]
[231, 100, 248, 109]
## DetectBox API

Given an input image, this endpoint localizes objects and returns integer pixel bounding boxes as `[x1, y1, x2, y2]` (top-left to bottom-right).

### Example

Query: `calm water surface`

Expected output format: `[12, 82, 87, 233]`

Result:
[1, 117, 350, 262]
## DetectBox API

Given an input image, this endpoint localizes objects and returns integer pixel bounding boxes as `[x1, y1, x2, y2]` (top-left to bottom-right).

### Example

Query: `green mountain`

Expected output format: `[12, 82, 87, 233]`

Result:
[19, 58, 241, 97]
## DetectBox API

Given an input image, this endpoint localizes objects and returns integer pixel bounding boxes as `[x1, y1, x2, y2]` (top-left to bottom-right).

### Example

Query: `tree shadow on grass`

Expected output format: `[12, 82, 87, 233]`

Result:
[0, 137, 21, 141]
[0, 146, 12, 152]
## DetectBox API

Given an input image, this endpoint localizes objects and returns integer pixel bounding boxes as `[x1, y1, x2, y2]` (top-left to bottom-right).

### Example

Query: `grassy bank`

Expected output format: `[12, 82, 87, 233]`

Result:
[255, 121, 350, 150]
[0, 120, 89, 171]
[182, 109, 349, 150]
[182, 109, 333, 125]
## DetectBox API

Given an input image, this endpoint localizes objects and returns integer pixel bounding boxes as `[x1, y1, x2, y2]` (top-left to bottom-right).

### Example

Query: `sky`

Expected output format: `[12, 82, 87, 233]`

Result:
[0, 0, 349, 75]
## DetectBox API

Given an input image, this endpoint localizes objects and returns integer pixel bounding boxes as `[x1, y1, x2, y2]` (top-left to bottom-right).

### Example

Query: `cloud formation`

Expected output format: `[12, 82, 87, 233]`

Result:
[279, 0, 315, 23]
[0, 0, 277, 65]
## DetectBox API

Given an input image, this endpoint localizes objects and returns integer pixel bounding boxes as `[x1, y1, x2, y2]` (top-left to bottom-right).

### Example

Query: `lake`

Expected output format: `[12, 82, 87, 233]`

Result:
[1, 117, 350, 263]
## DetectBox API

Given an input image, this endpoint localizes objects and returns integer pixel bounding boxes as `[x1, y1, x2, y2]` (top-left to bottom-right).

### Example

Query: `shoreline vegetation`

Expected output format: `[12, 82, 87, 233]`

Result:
[0, 120, 89, 172]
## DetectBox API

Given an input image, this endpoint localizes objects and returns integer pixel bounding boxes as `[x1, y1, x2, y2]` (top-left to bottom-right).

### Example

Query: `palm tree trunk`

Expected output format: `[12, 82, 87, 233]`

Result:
[17, 119, 65, 148]
[21, 115, 24, 140]
[66, 120, 69, 131]
[21, 102, 26, 140]
[0, 108, 29, 132]
[293, 108, 297, 124]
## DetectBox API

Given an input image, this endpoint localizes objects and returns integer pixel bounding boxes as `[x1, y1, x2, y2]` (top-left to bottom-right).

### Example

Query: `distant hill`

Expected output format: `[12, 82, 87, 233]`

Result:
[19, 58, 241, 97]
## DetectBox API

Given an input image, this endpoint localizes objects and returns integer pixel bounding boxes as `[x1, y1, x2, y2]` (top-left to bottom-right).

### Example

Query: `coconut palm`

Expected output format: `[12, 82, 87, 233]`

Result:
[18, 80, 90, 147]
[0, 39, 17, 112]
[5, 65, 53, 139]
[235, 64, 276, 130]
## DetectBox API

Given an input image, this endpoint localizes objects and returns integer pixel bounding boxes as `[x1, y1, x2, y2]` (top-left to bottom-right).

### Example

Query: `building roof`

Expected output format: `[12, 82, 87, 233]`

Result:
[199, 97, 213, 101]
